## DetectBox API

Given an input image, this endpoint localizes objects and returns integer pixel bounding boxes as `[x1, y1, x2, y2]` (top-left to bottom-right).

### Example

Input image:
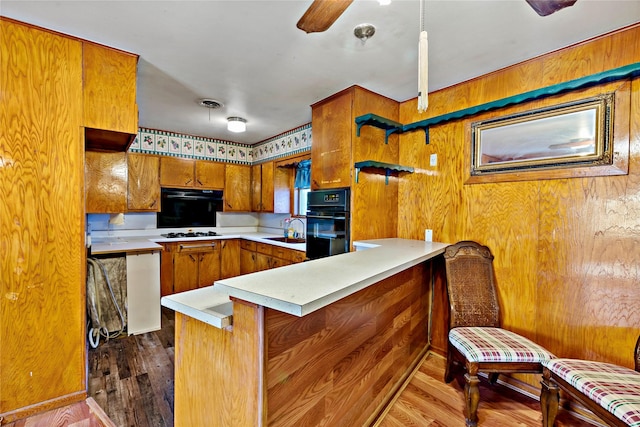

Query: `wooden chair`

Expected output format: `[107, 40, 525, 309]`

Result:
[540, 335, 640, 426]
[443, 241, 555, 427]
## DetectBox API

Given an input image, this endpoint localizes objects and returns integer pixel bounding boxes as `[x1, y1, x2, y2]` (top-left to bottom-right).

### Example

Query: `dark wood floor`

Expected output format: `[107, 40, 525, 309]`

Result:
[87, 307, 596, 427]
[88, 307, 175, 427]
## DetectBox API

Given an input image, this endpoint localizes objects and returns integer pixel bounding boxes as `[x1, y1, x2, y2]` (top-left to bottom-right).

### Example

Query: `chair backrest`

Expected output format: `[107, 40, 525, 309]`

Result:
[444, 241, 500, 329]
[635, 335, 640, 372]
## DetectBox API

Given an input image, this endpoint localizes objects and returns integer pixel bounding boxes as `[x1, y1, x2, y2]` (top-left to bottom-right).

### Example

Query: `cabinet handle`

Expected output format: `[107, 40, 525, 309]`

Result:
[189, 254, 197, 262]
[197, 179, 204, 186]
[185, 179, 193, 185]
[179, 243, 216, 250]
[150, 199, 158, 208]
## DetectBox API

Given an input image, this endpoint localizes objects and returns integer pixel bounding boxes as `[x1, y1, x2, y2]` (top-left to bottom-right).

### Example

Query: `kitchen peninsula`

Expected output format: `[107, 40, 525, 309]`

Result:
[162, 238, 447, 426]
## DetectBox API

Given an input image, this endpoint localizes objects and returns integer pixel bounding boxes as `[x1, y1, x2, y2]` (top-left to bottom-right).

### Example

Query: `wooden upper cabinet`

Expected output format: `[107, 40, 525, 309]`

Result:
[85, 151, 128, 213]
[83, 42, 138, 151]
[261, 162, 275, 212]
[224, 164, 251, 212]
[195, 161, 225, 189]
[251, 162, 275, 212]
[160, 156, 225, 190]
[127, 153, 160, 211]
[160, 156, 194, 188]
[251, 164, 262, 211]
[310, 89, 353, 189]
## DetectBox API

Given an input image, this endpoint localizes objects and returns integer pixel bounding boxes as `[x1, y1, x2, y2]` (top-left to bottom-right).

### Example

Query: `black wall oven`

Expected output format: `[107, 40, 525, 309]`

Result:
[306, 188, 350, 260]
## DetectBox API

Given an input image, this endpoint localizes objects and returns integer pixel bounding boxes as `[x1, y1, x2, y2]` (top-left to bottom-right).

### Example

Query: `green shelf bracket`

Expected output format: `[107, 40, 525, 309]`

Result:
[355, 114, 403, 144]
[354, 161, 415, 185]
[355, 62, 640, 146]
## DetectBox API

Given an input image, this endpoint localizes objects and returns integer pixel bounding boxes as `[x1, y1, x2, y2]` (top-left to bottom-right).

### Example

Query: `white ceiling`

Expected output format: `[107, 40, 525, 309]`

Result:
[2, 0, 639, 145]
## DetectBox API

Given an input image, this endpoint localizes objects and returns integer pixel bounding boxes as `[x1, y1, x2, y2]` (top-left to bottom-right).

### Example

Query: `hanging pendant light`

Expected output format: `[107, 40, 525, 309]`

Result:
[417, 0, 428, 113]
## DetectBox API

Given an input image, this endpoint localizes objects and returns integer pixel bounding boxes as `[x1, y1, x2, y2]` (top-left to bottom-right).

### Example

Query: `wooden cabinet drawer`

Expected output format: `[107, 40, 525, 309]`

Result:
[177, 241, 217, 253]
[271, 246, 288, 260]
[256, 242, 273, 255]
[240, 240, 256, 251]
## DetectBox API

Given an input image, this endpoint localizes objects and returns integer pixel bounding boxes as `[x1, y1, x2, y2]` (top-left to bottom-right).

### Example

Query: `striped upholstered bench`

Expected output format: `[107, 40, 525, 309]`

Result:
[540, 336, 640, 427]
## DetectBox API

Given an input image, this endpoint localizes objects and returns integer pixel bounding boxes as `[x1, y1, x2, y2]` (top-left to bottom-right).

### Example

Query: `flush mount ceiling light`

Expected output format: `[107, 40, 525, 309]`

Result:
[227, 117, 247, 133]
[354, 23, 375, 45]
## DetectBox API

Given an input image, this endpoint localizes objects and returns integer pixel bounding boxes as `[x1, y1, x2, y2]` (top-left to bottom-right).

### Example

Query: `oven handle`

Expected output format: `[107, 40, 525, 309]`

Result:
[306, 214, 347, 220]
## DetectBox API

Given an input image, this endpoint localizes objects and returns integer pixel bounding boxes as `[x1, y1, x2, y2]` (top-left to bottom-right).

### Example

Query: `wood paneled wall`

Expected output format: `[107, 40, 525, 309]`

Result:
[351, 87, 400, 244]
[0, 18, 86, 420]
[397, 24, 640, 369]
[264, 263, 430, 426]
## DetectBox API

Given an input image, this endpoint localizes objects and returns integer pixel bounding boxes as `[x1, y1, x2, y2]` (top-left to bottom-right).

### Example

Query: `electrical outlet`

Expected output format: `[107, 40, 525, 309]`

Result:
[425, 229, 432, 242]
[429, 153, 437, 167]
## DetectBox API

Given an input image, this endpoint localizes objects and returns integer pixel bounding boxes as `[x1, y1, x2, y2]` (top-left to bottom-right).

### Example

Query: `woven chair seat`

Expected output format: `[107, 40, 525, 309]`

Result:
[543, 358, 640, 427]
[449, 327, 555, 363]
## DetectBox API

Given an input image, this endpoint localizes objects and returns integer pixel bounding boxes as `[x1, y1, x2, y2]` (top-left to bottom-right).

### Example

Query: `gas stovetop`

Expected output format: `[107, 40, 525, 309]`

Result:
[161, 231, 220, 239]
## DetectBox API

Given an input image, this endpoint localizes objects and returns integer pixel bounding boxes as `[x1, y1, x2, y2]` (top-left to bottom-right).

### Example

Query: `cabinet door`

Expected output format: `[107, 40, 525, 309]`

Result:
[220, 239, 241, 279]
[83, 42, 138, 134]
[224, 164, 251, 211]
[255, 253, 271, 272]
[160, 243, 176, 296]
[127, 153, 160, 211]
[310, 89, 353, 189]
[195, 161, 225, 189]
[173, 251, 199, 293]
[240, 248, 257, 275]
[260, 162, 275, 212]
[160, 156, 195, 188]
[198, 247, 221, 288]
[85, 151, 127, 213]
[251, 164, 262, 211]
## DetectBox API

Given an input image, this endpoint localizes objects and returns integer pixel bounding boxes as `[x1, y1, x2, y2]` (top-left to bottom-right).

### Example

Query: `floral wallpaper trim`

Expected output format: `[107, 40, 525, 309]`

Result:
[129, 124, 312, 165]
[252, 123, 312, 163]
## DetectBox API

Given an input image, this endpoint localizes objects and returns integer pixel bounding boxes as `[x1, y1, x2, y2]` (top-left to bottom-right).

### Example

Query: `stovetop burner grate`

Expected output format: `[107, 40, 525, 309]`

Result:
[162, 231, 219, 238]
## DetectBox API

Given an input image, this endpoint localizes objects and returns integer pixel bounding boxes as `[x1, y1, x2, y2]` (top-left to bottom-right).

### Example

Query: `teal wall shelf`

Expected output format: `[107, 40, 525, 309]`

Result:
[355, 62, 640, 145]
[354, 161, 414, 185]
[355, 114, 403, 144]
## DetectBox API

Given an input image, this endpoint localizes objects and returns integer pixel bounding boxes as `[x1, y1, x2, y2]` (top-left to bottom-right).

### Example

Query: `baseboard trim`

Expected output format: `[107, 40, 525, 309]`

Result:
[0, 390, 87, 425]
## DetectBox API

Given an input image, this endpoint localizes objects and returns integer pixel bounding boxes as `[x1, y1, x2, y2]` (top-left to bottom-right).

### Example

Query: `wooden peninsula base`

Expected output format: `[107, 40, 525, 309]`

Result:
[174, 262, 432, 426]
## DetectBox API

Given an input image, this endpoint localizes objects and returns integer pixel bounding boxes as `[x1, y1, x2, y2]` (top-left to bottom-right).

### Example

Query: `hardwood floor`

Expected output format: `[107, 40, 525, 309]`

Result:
[84, 307, 596, 427]
[376, 353, 595, 427]
[87, 307, 175, 427]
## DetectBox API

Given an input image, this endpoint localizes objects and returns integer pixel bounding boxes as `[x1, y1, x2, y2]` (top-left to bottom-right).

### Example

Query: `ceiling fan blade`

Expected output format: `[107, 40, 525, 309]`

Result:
[297, 0, 354, 33]
[525, 0, 577, 16]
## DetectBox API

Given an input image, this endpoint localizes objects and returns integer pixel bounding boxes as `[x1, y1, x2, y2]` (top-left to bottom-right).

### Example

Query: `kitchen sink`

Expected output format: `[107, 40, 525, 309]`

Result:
[265, 237, 306, 244]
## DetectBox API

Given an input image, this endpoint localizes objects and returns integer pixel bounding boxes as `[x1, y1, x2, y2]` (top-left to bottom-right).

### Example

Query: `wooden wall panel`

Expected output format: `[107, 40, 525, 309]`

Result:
[0, 18, 86, 419]
[173, 305, 264, 427]
[265, 263, 430, 427]
[398, 24, 640, 373]
[351, 87, 400, 244]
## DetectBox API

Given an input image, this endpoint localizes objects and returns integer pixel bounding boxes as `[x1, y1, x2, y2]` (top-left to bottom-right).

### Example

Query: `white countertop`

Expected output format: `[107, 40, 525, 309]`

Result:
[90, 231, 305, 255]
[162, 238, 448, 328]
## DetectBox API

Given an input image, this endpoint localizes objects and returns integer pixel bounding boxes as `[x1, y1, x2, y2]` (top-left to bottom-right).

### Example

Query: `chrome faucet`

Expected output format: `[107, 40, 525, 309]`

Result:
[284, 217, 305, 239]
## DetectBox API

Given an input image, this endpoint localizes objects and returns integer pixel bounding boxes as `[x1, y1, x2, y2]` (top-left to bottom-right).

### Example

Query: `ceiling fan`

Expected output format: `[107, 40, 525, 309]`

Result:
[296, 0, 577, 34]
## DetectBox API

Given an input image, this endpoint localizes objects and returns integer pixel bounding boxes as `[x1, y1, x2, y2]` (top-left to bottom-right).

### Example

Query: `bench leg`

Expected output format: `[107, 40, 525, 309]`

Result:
[540, 368, 559, 427]
[464, 363, 480, 427]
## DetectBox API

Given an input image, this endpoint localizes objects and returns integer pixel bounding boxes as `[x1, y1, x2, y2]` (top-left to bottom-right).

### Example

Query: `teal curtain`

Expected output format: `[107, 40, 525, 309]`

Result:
[294, 159, 311, 189]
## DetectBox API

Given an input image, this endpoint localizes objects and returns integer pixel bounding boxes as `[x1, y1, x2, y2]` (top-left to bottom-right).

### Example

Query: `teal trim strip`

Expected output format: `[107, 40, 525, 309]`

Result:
[402, 62, 640, 133]
[354, 62, 640, 144]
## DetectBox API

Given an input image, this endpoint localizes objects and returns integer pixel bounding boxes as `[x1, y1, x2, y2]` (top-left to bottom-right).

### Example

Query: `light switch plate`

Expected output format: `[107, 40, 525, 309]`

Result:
[425, 229, 433, 242]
